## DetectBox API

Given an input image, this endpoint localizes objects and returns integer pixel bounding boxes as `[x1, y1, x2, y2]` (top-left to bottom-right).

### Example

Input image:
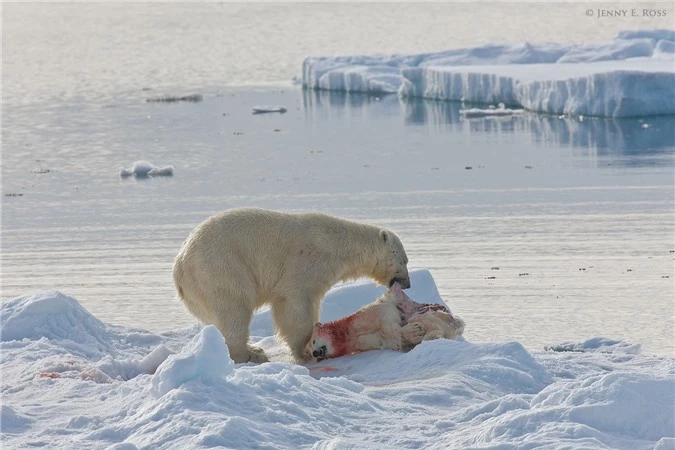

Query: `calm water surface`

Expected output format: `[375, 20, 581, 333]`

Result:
[3, 3, 674, 356]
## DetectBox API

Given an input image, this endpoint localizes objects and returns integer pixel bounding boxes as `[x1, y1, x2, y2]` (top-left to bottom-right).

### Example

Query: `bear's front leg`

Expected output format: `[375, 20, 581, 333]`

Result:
[272, 295, 320, 363]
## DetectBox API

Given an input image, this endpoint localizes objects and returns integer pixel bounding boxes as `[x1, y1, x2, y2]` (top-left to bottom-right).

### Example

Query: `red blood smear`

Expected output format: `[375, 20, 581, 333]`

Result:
[38, 372, 60, 379]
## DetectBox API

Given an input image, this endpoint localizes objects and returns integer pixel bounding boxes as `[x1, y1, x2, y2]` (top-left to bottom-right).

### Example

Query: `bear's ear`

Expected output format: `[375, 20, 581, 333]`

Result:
[313, 322, 322, 329]
[380, 230, 389, 244]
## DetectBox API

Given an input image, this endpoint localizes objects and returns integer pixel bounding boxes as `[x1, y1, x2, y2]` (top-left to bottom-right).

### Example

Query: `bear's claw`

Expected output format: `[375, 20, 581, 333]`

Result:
[246, 345, 269, 363]
[401, 322, 425, 345]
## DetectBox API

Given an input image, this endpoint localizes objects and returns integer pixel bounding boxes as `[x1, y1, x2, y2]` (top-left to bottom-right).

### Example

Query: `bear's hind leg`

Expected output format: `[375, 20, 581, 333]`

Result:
[211, 293, 269, 364]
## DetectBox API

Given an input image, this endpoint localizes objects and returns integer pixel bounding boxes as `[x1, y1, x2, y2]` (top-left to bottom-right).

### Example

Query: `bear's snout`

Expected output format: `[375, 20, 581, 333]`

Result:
[390, 276, 411, 289]
[313, 345, 327, 358]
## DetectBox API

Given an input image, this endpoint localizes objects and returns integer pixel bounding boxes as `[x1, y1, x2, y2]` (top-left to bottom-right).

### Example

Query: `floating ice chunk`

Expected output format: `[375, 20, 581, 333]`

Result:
[120, 161, 174, 178]
[302, 29, 675, 117]
[316, 65, 402, 93]
[400, 60, 675, 117]
[301, 43, 571, 95]
[151, 325, 234, 396]
[460, 103, 525, 118]
[127, 160, 154, 177]
[147, 165, 174, 177]
[399, 67, 521, 105]
[514, 66, 675, 117]
[146, 94, 203, 103]
[251, 105, 287, 114]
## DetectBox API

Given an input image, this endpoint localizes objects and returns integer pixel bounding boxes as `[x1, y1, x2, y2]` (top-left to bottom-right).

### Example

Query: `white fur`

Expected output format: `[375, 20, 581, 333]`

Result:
[310, 284, 465, 360]
[172, 208, 410, 363]
[408, 310, 465, 341]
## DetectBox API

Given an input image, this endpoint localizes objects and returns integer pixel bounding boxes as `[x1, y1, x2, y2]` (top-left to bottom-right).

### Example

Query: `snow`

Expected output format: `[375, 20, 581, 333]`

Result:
[2, 270, 674, 449]
[251, 105, 288, 114]
[120, 161, 174, 178]
[302, 29, 675, 117]
[151, 326, 234, 396]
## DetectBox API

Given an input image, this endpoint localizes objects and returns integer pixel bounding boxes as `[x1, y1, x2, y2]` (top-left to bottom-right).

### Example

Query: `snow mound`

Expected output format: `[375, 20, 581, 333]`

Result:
[530, 372, 674, 442]
[302, 29, 675, 117]
[0, 291, 171, 382]
[1, 405, 34, 434]
[88, 344, 174, 382]
[1, 291, 110, 345]
[151, 325, 234, 396]
[436, 370, 675, 448]
[251, 105, 288, 114]
[120, 161, 174, 178]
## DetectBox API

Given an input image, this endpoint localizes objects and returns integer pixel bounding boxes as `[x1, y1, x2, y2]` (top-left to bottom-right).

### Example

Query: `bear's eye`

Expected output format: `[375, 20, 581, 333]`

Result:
[312, 340, 315, 345]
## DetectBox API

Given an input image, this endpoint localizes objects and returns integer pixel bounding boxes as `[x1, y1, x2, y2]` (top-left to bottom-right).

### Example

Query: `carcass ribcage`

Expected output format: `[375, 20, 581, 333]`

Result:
[396, 300, 449, 322]
[413, 303, 449, 315]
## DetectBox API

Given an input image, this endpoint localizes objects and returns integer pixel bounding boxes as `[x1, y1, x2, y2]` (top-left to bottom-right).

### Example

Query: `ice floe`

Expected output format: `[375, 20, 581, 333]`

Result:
[1, 270, 673, 449]
[302, 29, 675, 117]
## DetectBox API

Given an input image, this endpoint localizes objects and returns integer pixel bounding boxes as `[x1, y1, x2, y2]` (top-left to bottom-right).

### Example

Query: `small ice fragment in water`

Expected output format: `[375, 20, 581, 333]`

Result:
[120, 161, 174, 178]
[460, 104, 525, 118]
[252, 106, 287, 114]
[146, 94, 203, 103]
[148, 166, 174, 177]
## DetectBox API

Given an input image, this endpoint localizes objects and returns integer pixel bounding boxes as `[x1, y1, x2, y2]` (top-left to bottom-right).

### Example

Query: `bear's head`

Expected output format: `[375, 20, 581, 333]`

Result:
[374, 229, 410, 289]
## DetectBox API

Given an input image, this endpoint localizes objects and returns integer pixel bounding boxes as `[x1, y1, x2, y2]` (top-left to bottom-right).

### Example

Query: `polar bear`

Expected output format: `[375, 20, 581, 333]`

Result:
[172, 208, 411, 364]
